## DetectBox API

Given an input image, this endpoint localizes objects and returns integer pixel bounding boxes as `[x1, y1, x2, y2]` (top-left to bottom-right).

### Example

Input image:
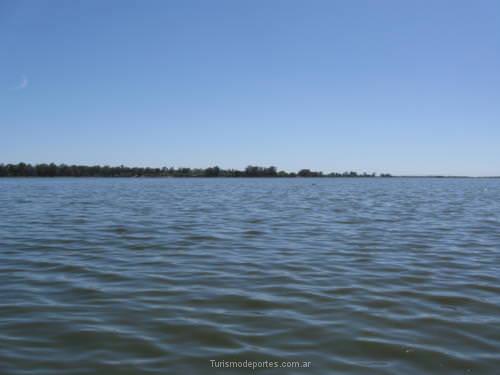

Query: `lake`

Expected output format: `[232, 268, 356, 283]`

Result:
[1, 178, 499, 374]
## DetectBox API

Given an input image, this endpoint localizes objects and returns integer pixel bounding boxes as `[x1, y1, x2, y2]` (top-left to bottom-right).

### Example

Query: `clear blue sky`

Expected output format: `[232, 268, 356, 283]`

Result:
[1, 0, 499, 176]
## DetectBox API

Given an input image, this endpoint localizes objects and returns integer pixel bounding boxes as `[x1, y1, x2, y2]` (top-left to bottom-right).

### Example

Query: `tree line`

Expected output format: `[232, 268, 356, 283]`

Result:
[0, 163, 392, 178]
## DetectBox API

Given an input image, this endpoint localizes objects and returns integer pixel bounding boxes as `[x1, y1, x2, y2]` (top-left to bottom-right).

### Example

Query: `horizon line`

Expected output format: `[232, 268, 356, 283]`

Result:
[0, 162, 499, 178]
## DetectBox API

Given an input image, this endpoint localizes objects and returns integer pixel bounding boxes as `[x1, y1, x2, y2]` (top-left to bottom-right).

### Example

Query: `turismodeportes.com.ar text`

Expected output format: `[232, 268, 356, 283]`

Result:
[209, 359, 312, 370]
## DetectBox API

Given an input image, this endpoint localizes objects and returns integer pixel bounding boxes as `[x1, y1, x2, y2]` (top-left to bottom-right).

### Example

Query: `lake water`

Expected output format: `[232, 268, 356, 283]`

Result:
[1, 178, 499, 374]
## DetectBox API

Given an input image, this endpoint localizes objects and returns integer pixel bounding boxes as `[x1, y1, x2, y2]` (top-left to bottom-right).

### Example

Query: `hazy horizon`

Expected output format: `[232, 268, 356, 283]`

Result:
[1, 0, 499, 176]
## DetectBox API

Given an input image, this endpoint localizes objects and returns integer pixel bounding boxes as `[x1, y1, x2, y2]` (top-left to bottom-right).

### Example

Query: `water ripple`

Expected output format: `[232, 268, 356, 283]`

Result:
[1, 178, 500, 374]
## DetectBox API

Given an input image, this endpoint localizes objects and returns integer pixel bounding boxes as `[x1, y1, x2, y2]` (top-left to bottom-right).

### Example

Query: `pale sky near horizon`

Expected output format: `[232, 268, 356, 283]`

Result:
[1, 0, 499, 176]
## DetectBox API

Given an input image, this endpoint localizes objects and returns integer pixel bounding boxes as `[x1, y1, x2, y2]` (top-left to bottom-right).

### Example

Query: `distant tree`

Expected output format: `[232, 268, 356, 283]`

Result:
[298, 169, 311, 177]
[277, 170, 288, 177]
[264, 166, 277, 177]
[298, 169, 322, 177]
[245, 165, 259, 177]
[204, 166, 221, 177]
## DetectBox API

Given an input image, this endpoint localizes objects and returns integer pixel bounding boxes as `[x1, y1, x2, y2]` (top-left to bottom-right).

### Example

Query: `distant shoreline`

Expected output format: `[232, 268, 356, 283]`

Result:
[0, 163, 498, 178]
[0, 163, 390, 178]
[1, 176, 499, 179]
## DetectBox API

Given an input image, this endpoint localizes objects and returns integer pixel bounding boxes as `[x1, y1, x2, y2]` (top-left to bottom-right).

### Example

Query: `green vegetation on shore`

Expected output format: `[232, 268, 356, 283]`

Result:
[0, 163, 392, 178]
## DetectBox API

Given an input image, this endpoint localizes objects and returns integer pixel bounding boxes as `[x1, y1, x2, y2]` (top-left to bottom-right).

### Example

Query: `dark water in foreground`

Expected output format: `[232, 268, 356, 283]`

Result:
[1, 178, 500, 374]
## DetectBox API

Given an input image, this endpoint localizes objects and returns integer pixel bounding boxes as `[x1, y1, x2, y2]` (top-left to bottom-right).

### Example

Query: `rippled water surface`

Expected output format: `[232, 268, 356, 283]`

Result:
[1, 178, 500, 374]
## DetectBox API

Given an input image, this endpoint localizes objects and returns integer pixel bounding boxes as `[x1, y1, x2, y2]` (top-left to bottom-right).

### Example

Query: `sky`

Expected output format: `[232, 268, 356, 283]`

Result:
[1, 0, 499, 176]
